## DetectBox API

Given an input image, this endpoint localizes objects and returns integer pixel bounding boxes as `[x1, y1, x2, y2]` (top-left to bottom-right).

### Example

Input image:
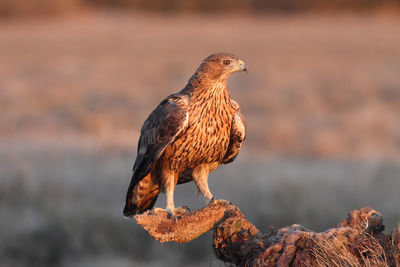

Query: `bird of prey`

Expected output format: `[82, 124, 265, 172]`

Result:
[123, 53, 247, 218]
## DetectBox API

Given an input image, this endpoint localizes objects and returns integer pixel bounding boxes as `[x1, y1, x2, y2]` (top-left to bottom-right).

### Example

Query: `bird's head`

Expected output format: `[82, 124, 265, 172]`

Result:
[196, 53, 248, 82]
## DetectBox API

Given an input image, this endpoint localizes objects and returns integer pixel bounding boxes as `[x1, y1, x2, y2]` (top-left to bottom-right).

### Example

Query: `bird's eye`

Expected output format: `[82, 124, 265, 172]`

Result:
[223, 60, 231, 65]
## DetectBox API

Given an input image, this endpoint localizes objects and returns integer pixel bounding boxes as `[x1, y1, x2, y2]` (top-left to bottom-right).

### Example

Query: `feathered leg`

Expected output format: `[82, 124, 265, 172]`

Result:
[162, 169, 179, 216]
[192, 164, 214, 204]
[165, 181, 176, 214]
[162, 168, 189, 219]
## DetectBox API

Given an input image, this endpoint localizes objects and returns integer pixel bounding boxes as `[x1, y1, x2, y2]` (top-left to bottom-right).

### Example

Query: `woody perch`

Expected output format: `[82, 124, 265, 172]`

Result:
[123, 53, 247, 218]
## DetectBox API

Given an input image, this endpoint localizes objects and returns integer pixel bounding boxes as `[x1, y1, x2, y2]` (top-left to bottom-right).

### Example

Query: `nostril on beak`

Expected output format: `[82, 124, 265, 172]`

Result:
[239, 61, 248, 73]
[242, 64, 248, 73]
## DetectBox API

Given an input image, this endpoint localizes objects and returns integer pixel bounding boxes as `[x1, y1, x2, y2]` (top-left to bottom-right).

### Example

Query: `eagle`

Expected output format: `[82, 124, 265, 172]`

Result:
[123, 53, 247, 218]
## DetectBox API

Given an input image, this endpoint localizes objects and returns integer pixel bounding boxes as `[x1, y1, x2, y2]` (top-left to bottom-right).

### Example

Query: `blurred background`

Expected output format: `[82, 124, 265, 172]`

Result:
[1, 1, 400, 266]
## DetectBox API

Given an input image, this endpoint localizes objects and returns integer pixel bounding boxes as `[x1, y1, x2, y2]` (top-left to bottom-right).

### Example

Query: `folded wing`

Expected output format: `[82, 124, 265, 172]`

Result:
[123, 94, 189, 216]
[223, 100, 246, 164]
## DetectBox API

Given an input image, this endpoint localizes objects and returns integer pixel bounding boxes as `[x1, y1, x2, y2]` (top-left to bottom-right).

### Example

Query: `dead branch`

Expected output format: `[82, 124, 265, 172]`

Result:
[135, 201, 400, 266]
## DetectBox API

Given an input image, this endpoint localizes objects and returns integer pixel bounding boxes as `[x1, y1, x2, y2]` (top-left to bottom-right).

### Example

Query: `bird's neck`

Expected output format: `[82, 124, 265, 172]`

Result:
[184, 72, 231, 103]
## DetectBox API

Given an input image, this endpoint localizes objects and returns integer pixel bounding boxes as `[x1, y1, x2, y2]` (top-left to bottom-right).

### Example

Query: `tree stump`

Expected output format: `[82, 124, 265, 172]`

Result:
[135, 200, 400, 266]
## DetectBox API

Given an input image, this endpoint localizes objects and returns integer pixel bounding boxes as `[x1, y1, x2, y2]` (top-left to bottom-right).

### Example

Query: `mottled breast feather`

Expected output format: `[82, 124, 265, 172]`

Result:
[130, 94, 189, 187]
[162, 81, 235, 173]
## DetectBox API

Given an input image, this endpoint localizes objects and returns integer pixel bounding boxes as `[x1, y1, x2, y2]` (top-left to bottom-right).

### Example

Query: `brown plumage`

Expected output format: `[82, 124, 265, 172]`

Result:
[123, 53, 247, 217]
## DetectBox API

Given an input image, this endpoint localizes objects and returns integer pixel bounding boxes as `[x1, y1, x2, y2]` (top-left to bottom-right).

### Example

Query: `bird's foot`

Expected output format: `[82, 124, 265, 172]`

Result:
[207, 198, 231, 206]
[166, 206, 189, 221]
[180, 205, 191, 213]
[206, 196, 215, 205]
[152, 207, 166, 213]
[167, 213, 179, 222]
[210, 197, 216, 203]
[174, 206, 189, 216]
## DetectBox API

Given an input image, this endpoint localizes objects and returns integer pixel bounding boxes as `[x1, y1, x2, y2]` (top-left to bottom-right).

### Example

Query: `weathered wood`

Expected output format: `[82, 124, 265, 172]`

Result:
[135, 202, 400, 266]
[135, 200, 240, 243]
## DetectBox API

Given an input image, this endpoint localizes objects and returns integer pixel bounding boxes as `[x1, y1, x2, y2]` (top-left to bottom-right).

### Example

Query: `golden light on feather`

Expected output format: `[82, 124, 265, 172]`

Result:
[123, 53, 247, 219]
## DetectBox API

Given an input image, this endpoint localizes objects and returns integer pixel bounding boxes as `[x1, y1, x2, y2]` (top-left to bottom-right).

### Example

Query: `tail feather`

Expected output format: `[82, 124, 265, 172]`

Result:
[123, 174, 159, 218]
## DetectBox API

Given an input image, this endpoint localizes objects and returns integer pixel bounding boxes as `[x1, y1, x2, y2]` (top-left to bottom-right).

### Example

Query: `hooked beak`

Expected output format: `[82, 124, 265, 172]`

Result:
[238, 59, 248, 73]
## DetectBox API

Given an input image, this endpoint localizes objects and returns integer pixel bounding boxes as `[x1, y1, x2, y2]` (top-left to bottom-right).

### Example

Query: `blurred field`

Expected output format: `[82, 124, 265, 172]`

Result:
[1, 12, 400, 158]
[0, 12, 400, 267]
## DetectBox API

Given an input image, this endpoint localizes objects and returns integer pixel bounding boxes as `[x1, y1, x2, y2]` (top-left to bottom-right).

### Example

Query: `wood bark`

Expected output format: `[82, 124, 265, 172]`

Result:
[135, 200, 400, 266]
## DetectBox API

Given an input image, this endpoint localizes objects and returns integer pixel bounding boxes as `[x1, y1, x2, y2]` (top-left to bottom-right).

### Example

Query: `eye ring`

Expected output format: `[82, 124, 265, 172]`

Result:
[223, 59, 231, 65]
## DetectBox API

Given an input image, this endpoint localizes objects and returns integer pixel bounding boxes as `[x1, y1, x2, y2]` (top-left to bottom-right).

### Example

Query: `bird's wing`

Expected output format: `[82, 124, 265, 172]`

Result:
[123, 93, 189, 217]
[131, 93, 189, 184]
[223, 100, 246, 164]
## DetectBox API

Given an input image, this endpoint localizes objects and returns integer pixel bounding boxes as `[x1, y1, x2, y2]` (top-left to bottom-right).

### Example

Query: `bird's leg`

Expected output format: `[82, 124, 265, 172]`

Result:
[192, 165, 214, 205]
[163, 170, 186, 220]
[164, 172, 177, 216]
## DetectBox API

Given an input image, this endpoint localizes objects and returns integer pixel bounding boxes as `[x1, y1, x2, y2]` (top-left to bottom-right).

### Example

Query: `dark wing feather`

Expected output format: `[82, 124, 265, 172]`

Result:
[123, 93, 189, 217]
[223, 101, 246, 164]
[132, 93, 189, 185]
